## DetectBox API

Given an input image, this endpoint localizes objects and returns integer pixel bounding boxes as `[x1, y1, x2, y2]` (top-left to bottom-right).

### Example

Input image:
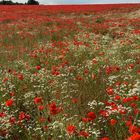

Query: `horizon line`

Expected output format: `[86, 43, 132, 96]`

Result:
[38, 2, 140, 5]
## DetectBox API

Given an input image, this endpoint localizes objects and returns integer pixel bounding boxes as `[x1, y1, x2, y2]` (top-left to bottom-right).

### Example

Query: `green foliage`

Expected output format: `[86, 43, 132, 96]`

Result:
[27, 0, 39, 5]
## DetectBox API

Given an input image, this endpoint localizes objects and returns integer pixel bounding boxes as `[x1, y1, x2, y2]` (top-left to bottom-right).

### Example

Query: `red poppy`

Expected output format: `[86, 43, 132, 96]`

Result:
[79, 131, 89, 138]
[9, 117, 16, 124]
[49, 102, 61, 115]
[39, 117, 46, 123]
[133, 109, 139, 115]
[114, 95, 120, 100]
[67, 125, 76, 135]
[129, 64, 134, 69]
[82, 117, 89, 123]
[72, 98, 78, 103]
[36, 65, 41, 70]
[92, 58, 97, 64]
[122, 98, 128, 103]
[105, 66, 113, 74]
[126, 121, 132, 127]
[38, 105, 44, 111]
[43, 125, 48, 131]
[110, 119, 117, 126]
[18, 74, 24, 80]
[3, 77, 8, 83]
[0, 112, 6, 118]
[119, 109, 127, 115]
[84, 69, 89, 75]
[106, 87, 115, 95]
[9, 92, 15, 97]
[132, 96, 139, 101]
[99, 110, 109, 117]
[130, 103, 137, 108]
[127, 133, 140, 140]
[137, 70, 140, 75]
[129, 125, 139, 134]
[76, 75, 83, 81]
[87, 111, 96, 121]
[19, 111, 25, 120]
[115, 81, 121, 86]
[5, 99, 13, 107]
[101, 137, 110, 140]
[25, 114, 30, 121]
[34, 97, 43, 104]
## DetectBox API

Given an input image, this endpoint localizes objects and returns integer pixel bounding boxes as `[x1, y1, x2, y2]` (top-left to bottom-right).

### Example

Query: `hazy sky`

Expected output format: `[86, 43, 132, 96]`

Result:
[12, 0, 140, 4]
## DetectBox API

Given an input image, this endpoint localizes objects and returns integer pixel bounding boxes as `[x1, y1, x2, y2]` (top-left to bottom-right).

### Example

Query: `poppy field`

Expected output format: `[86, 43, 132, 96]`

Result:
[0, 4, 140, 140]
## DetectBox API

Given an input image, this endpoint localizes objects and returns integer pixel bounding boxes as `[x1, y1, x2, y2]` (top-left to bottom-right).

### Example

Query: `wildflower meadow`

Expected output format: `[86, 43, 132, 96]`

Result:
[0, 4, 140, 140]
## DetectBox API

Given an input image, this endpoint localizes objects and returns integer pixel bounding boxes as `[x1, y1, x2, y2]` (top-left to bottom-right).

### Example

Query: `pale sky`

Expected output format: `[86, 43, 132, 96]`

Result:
[12, 0, 140, 4]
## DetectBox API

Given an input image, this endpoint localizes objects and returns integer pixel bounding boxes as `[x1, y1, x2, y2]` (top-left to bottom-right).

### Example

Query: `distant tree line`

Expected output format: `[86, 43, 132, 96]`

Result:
[0, 0, 39, 5]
